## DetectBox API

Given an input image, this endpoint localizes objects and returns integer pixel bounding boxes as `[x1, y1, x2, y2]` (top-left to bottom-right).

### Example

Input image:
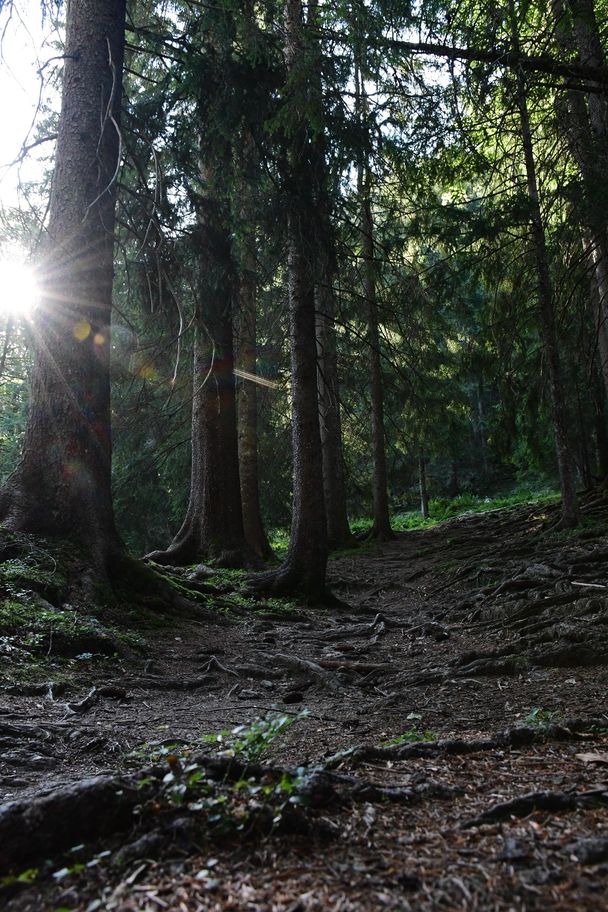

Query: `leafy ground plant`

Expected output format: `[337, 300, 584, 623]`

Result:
[129, 711, 314, 844]
[380, 727, 436, 747]
[524, 707, 561, 729]
[202, 711, 306, 762]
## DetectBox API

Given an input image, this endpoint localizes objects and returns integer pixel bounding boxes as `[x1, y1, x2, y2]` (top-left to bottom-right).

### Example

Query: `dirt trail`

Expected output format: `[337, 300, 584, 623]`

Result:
[2, 496, 608, 910]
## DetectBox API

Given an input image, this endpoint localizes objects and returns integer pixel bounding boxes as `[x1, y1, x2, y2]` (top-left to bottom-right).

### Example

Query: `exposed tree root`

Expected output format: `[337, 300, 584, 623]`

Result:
[0, 751, 462, 875]
[0, 774, 148, 872]
[325, 717, 608, 768]
[246, 566, 349, 608]
[463, 787, 608, 829]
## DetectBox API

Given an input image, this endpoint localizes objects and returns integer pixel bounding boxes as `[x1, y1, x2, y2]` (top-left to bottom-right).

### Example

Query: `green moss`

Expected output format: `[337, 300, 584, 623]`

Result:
[203, 567, 249, 590]
[155, 572, 208, 602]
[252, 597, 300, 617]
[0, 598, 143, 657]
[0, 553, 68, 605]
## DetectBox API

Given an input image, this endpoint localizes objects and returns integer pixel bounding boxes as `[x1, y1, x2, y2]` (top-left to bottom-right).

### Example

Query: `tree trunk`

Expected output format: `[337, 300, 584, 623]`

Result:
[249, 0, 328, 600]
[360, 186, 392, 540]
[511, 4, 579, 526]
[147, 159, 252, 568]
[551, 0, 608, 397]
[0, 0, 126, 575]
[308, 0, 353, 551]
[576, 390, 593, 489]
[315, 277, 353, 549]
[476, 380, 489, 481]
[593, 375, 608, 480]
[233, 4, 273, 562]
[582, 236, 608, 392]
[236, 176, 273, 560]
[419, 448, 429, 519]
[353, 23, 393, 542]
[447, 460, 460, 498]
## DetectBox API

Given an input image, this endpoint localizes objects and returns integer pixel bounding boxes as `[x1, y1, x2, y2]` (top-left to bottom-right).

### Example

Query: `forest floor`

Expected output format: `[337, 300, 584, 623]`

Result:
[1, 492, 608, 910]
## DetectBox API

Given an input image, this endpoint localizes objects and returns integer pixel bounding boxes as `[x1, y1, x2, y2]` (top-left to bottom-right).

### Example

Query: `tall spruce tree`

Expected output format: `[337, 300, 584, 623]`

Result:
[0, 0, 127, 577]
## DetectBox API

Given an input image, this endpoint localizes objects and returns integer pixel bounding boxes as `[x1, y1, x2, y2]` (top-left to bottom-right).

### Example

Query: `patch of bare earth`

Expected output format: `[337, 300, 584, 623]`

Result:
[2, 492, 608, 909]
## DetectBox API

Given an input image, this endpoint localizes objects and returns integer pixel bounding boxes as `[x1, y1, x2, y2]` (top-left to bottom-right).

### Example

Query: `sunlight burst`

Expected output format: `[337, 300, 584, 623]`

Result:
[0, 258, 39, 318]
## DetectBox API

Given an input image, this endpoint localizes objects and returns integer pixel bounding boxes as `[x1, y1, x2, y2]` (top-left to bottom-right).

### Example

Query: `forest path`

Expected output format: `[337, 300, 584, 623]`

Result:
[2, 493, 608, 909]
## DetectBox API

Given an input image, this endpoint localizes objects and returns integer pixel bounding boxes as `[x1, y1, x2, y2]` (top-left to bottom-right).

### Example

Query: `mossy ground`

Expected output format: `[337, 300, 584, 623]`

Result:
[0, 532, 302, 687]
[0, 531, 151, 683]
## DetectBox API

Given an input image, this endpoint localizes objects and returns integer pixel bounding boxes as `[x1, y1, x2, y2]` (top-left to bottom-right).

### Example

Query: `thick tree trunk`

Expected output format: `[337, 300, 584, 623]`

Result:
[0, 0, 126, 574]
[249, 0, 328, 600]
[147, 163, 251, 568]
[233, 9, 273, 562]
[281, 206, 329, 594]
[511, 7, 579, 526]
[551, 0, 608, 397]
[569, 0, 608, 394]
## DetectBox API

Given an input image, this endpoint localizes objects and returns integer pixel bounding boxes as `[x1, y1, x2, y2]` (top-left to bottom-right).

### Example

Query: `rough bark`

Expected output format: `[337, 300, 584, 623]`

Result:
[551, 0, 608, 398]
[0, 0, 126, 574]
[147, 158, 252, 568]
[315, 279, 353, 550]
[248, 0, 328, 600]
[308, 0, 353, 551]
[236, 168, 273, 560]
[511, 4, 579, 527]
[0, 774, 144, 874]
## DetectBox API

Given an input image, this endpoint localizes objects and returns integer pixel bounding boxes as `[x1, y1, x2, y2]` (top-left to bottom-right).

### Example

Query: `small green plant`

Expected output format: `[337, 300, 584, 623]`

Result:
[202, 711, 306, 762]
[131, 713, 313, 838]
[0, 867, 39, 888]
[380, 727, 436, 747]
[524, 707, 560, 728]
[268, 529, 289, 558]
